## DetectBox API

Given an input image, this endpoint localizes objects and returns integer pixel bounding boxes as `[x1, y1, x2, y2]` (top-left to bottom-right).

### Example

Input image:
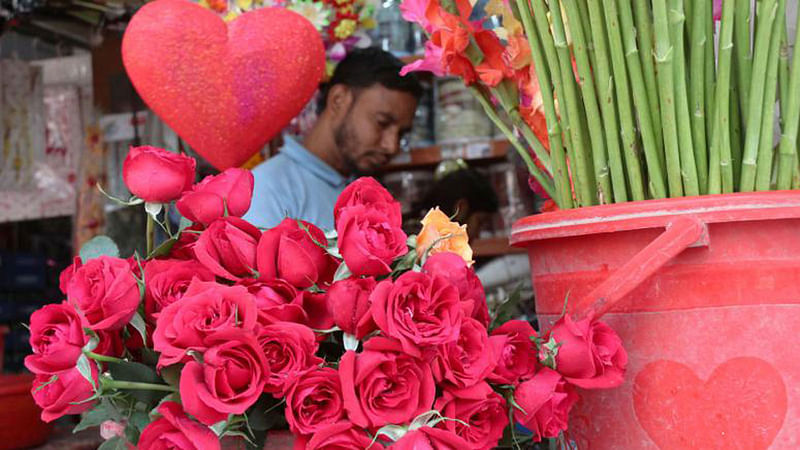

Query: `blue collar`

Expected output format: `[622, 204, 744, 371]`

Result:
[282, 136, 348, 187]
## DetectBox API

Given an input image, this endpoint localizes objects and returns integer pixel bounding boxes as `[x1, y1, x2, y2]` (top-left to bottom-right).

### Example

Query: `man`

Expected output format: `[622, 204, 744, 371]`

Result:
[244, 48, 423, 230]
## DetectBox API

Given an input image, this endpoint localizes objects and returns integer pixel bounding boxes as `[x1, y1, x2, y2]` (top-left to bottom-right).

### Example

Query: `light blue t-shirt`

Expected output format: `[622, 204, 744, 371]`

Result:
[244, 137, 348, 231]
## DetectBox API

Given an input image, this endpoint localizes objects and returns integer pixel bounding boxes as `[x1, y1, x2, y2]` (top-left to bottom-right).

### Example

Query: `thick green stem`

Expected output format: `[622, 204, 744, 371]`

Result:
[516, 0, 573, 208]
[670, 0, 699, 195]
[86, 352, 124, 364]
[633, 0, 664, 161]
[739, 0, 779, 191]
[104, 380, 178, 393]
[733, 0, 753, 123]
[602, 0, 645, 201]
[704, 0, 717, 144]
[776, 8, 800, 190]
[562, 0, 612, 203]
[548, 0, 597, 205]
[471, 88, 557, 200]
[689, 0, 710, 193]
[754, 0, 785, 190]
[586, 0, 627, 202]
[730, 66, 744, 188]
[709, 0, 736, 194]
[778, 24, 790, 129]
[146, 213, 155, 256]
[652, 0, 683, 196]
[616, 0, 667, 199]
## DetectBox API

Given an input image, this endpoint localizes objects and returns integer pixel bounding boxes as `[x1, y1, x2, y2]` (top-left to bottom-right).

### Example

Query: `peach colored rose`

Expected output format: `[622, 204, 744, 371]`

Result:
[417, 207, 472, 263]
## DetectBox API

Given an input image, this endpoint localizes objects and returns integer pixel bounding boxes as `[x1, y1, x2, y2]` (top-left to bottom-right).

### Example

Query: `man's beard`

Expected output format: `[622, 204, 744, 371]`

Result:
[333, 119, 367, 177]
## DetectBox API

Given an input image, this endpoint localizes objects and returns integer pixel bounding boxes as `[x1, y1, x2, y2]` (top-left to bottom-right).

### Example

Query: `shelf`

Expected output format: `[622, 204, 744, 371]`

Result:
[382, 139, 509, 172]
[472, 236, 526, 258]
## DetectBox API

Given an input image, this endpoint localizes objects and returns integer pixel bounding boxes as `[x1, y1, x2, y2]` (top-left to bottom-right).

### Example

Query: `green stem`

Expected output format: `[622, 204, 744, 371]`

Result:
[733, 0, 753, 123]
[104, 380, 178, 393]
[616, 0, 667, 199]
[652, 0, 684, 196]
[739, 0, 779, 191]
[602, 0, 645, 201]
[563, 0, 612, 203]
[754, 0, 785, 190]
[471, 88, 557, 200]
[164, 204, 172, 238]
[689, 0, 709, 193]
[516, 0, 573, 208]
[86, 352, 124, 364]
[776, 8, 800, 190]
[548, 0, 597, 205]
[730, 64, 744, 188]
[633, 0, 664, 163]
[586, 0, 627, 202]
[709, 0, 736, 194]
[778, 24, 790, 129]
[146, 213, 155, 256]
[670, 0, 699, 195]
[704, 0, 717, 146]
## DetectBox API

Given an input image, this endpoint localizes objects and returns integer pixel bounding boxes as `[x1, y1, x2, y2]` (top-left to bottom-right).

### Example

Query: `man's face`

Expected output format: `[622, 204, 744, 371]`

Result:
[333, 84, 418, 175]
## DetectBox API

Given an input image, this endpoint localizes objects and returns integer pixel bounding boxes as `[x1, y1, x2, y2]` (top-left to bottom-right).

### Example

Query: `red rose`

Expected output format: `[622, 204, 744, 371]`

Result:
[138, 402, 220, 450]
[238, 278, 307, 326]
[256, 218, 336, 289]
[180, 330, 268, 425]
[549, 314, 628, 389]
[31, 366, 98, 422]
[95, 329, 125, 358]
[303, 422, 379, 450]
[24, 302, 87, 375]
[339, 337, 435, 428]
[433, 317, 503, 388]
[392, 427, 470, 449]
[337, 205, 408, 277]
[434, 383, 508, 450]
[370, 272, 462, 357]
[423, 252, 490, 327]
[144, 258, 215, 322]
[59, 256, 82, 295]
[176, 168, 254, 225]
[256, 321, 322, 396]
[334, 177, 402, 227]
[153, 280, 257, 367]
[513, 368, 578, 441]
[194, 217, 261, 281]
[285, 367, 345, 435]
[66, 255, 140, 331]
[168, 224, 204, 260]
[326, 277, 377, 339]
[488, 320, 539, 385]
[297, 291, 335, 332]
[122, 145, 195, 203]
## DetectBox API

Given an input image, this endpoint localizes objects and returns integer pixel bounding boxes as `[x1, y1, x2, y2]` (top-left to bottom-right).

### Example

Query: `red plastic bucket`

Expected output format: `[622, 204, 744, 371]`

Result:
[511, 191, 800, 449]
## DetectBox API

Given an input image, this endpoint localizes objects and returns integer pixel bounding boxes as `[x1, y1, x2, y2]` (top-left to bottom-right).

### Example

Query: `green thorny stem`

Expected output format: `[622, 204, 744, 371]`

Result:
[633, 0, 664, 162]
[776, 3, 800, 189]
[708, 0, 736, 194]
[734, 0, 753, 124]
[689, 0, 710, 193]
[670, 0, 700, 195]
[562, 0, 612, 204]
[515, 0, 573, 208]
[739, 0, 779, 191]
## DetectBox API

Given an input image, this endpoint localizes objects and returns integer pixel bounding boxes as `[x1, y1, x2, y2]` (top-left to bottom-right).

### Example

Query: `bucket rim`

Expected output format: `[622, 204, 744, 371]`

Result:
[511, 190, 800, 244]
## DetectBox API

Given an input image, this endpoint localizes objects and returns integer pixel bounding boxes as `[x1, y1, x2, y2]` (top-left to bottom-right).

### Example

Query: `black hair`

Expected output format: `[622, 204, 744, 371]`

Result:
[416, 167, 500, 218]
[317, 47, 424, 113]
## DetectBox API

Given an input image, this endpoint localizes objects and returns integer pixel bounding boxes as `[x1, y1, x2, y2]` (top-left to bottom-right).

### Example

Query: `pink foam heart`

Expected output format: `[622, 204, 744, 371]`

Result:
[633, 357, 787, 449]
[122, 0, 325, 170]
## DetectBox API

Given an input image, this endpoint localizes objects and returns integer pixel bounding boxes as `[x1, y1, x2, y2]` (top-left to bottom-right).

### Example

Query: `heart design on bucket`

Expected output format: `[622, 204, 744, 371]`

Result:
[122, 0, 325, 170]
[633, 357, 787, 449]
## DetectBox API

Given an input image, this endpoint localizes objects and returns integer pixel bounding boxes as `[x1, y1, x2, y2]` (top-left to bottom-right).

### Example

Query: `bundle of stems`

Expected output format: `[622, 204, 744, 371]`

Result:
[483, 0, 800, 209]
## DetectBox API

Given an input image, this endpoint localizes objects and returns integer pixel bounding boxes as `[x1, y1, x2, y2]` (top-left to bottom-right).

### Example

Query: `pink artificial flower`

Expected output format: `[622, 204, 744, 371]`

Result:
[401, 41, 446, 77]
[400, 0, 432, 32]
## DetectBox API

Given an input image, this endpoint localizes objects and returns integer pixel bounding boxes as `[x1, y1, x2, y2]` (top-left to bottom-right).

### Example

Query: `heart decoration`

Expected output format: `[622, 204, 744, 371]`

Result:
[633, 357, 787, 449]
[122, 0, 325, 170]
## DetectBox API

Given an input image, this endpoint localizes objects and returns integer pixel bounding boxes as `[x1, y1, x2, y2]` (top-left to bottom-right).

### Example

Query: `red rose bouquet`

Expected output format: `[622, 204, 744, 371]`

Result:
[26, 145, 627, 449]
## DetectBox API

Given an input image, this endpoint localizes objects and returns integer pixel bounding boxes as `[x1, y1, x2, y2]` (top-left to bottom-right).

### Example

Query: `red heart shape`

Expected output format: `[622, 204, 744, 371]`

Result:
[633, 357, 787, 449]
[122, 0, 325, 170]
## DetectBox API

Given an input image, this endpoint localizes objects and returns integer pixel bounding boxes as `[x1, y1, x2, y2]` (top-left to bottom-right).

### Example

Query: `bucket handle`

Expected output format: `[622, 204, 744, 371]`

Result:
[573, 216, 708, 320]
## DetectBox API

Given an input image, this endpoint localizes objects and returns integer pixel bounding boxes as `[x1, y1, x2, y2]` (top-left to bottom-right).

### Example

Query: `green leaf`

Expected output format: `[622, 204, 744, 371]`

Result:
[333, 262, 352, 282]
[33, 374, 59, 393]
[539, 336, 561, 370]
[129, 410, 150, 432]
[98, 436, 128, 450]
[490, 282, 524, 331]
[159, 364, 182, 388]
[80, 235, 120, 262]
[97, 184, 144, 207]
[178, 216, 193, 232]
[108, 361, 168, 405]
[76, 354, 97, 391]
[149, 237, 177, 259]
[129, 312, 148, 348]
[406, 234, 418, 249]
[73, 401, 120, 433]
[408, 410, 444, 430]
[124, 424, 140, 445]
[375, 424, 407, 442]
[211, 420, 228, 437]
